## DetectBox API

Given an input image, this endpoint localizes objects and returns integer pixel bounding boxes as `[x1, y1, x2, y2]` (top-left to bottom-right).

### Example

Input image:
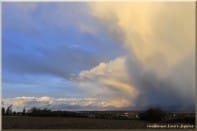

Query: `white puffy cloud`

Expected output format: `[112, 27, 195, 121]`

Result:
[77, 57, 139, 109]
[3, 95, 133, 111]
[79, 57, 128, 81]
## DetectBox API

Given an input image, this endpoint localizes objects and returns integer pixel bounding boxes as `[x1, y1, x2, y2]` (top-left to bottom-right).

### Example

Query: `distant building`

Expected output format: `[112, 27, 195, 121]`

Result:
[136, 114, 139, 119]
[88, 114, 96, 118]
[119, 112, 129, 118]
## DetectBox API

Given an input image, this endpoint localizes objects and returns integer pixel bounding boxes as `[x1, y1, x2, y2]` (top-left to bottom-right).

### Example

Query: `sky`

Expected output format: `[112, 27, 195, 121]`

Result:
[2, 2, 195, 112]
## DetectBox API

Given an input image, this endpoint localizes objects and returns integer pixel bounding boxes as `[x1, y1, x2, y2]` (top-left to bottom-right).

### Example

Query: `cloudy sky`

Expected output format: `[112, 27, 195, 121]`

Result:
[2, 2, 195, 112]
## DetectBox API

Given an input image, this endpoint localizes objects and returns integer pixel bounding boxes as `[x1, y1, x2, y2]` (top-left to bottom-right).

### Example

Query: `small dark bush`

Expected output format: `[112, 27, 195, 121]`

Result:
[2, 107, 5, 115]
[139, 108, 166, 122]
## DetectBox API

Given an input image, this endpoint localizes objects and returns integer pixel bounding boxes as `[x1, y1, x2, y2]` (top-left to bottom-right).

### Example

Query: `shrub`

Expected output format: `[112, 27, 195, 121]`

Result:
[139, 108, 166, 122]
[2, 107, 5, 115]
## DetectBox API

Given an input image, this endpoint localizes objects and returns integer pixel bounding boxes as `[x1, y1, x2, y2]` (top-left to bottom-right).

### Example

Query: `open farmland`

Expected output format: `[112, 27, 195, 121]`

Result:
[2, 109, 195, 129]
[3, 116, 147, 129]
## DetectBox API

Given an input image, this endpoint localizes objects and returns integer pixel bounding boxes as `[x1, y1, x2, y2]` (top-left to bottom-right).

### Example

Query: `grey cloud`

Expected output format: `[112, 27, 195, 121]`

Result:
[3, 43, 101, 79]
[124, 50, 195, 112]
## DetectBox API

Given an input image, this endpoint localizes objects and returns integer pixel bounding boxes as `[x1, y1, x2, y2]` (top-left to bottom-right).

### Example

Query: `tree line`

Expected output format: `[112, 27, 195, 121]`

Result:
[2, 105, 167, 121]
[2, 105, 194, 124]
[2, 105, 86, 117]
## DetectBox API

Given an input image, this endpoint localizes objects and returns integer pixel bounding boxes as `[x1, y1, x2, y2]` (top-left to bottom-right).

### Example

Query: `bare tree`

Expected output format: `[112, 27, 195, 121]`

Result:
[6, 104, 13, 115]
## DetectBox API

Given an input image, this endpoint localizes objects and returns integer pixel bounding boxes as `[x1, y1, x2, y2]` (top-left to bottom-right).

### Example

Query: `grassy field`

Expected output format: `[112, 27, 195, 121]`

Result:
[3, 116, 147, 129]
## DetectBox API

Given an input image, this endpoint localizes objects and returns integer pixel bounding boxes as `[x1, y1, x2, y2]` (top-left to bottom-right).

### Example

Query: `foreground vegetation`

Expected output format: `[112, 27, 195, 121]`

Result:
[2, 106, 195, 129]
[3, 116, 147, 129]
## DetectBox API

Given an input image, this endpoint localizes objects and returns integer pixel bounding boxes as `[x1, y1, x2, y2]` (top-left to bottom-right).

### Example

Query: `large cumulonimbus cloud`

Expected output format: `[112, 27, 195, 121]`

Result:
[75, 2, 195, 111]
[3, 2, 195, 111]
